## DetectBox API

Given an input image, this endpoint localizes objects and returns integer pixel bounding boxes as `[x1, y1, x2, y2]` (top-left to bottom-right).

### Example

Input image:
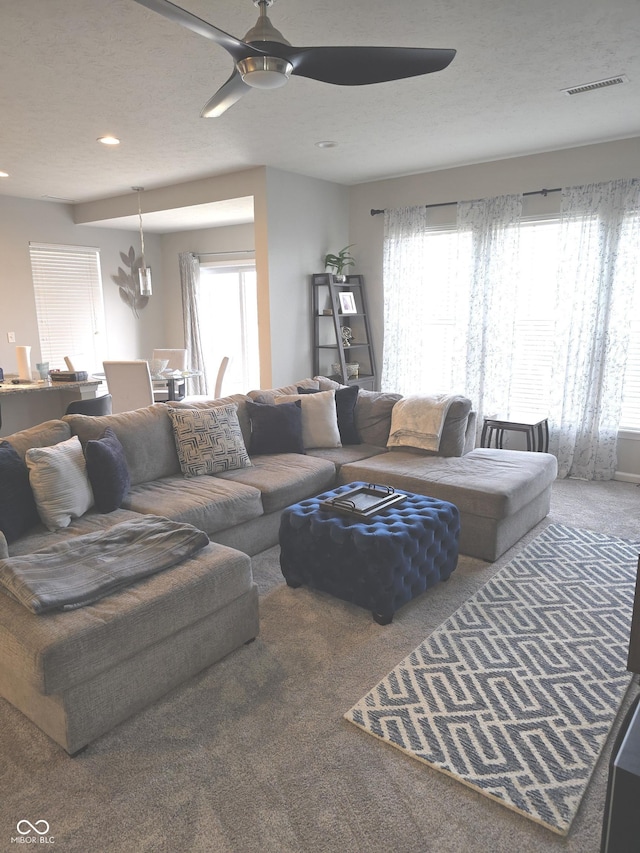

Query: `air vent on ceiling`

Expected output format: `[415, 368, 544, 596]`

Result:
[562, 75, 629, 96]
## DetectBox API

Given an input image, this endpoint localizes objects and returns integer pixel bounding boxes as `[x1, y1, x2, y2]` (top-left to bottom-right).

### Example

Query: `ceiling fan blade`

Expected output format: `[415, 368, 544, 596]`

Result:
[130, 0, 267, 62]
[280, 45, 456, 86]
[200, 70, 252, 118]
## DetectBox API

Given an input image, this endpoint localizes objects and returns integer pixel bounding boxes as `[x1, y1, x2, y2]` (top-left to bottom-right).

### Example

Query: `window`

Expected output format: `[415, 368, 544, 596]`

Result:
[29, 243, 106, 374]
[621, 283, 640, 431]
[409, 217, 640, 430]
[197, 262, 259, 394]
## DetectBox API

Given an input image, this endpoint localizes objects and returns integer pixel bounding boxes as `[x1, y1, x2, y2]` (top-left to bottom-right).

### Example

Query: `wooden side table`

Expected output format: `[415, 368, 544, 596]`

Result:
[481, 414, 549, 452]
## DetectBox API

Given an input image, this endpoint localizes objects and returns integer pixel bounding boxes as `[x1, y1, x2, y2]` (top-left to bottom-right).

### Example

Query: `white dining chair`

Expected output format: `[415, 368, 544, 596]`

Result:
[152, 348, 188, 371]
[151, 348, 188, 401]
[214, 356, 230, 398]
[103, 360, 154, 414]
[182, 356, 230, 402]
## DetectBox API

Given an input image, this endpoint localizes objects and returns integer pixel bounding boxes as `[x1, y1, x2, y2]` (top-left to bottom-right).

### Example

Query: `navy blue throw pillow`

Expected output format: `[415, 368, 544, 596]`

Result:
[297, 384, 360, 445]
[246, 400, 305, 455]
[0, 440, 40, 543]
[84, 428, 131, 513]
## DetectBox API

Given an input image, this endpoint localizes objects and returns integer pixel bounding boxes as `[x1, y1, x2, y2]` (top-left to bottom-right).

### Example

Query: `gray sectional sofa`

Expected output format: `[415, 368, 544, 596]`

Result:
[0, 375, 557, 753]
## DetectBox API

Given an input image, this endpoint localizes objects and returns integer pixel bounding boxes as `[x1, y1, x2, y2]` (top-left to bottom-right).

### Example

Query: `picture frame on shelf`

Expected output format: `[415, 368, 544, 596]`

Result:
[338, 292, 357, 314]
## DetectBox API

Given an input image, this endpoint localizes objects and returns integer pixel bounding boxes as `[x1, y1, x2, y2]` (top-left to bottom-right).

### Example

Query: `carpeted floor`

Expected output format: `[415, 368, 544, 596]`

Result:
[0, 478, 638, 852]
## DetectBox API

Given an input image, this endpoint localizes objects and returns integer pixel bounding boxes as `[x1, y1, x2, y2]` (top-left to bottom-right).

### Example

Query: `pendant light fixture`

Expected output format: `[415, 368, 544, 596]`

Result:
[133, 186, 152, 297]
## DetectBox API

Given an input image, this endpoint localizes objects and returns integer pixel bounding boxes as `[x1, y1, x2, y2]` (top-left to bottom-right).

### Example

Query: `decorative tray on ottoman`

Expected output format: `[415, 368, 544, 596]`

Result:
[320, 484, 407, 519]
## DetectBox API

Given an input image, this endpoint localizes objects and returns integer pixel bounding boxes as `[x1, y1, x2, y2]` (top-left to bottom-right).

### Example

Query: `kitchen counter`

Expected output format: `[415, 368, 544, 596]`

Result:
[0, 380, 101, 436]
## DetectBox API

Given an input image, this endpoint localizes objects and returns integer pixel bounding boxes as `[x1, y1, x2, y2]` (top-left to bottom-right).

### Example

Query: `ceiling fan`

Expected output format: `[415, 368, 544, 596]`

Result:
[131, 0, 456, 117]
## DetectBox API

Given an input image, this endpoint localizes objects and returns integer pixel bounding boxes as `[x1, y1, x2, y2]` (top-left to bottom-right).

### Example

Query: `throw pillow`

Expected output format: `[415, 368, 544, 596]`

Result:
[84, 427, 131, 513]
[0, 440, 40, 543]
[297, 384, 360, 444]
[275, 389, 341, 449]
[25, 435, 94, 531]
[246, 400, 305, 455]
[167, 404, 252, 477]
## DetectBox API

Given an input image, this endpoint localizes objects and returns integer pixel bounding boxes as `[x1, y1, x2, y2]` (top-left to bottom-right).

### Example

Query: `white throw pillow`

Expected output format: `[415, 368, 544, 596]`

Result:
[276, 390, 341, 448]
[25, 435, 94, 531]
[167, 404, 252, 477]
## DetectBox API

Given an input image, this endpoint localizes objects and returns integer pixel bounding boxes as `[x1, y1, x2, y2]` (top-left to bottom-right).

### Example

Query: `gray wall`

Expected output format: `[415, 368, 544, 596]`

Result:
[0, 195, 164, 376]
[264, 168, 349, 387]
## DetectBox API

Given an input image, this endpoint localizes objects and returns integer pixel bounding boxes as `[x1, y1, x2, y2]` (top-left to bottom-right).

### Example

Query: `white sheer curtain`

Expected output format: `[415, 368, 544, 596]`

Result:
[549, 179, 640, 479]
[179, 252, 207, 395]
[456, 195, 523, 422]
[382, 179, 640, 481]
[381, 205, 432, 394]
[381, 195, 522, 423]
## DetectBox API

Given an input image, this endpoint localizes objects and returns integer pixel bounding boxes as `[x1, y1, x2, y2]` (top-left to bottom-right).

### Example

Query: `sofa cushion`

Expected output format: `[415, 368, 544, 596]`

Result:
[0, 441, 40, 543]
[25, 436, 94, 531]
[122, 475, 263, 535]
[5, 419, 71, 460]
[387, 395, 472, 457]
[167, 404, 251, 477]
[84, 428, 131, 513]
[0, 541, 253, 694]
[64, 404, 180, 486]
[5, 508, 143, 557]
[305, 444, 387, 471]
[276, 390, 341, 449]
[354, 389, 403, 447]
[246, 400, 305, 455]
[247, 378, 320, 404]
[338, 448, 558, 521]
[216, 453, 336, 514]
[436, 397, 473, 457]
[298, 384, 360, 445]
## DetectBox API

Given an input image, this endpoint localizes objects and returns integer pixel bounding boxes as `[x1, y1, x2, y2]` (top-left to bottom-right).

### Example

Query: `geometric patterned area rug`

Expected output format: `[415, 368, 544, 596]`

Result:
[344, 524, 640, 835]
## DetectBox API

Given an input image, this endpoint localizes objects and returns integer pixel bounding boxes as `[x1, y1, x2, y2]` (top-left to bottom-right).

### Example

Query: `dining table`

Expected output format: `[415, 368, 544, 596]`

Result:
[92, 368, 203, 403]
[151, 369, 203, 401]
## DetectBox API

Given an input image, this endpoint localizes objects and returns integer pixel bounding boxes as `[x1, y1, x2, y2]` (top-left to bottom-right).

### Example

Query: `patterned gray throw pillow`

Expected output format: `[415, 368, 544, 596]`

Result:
[168, 404, 252, 477]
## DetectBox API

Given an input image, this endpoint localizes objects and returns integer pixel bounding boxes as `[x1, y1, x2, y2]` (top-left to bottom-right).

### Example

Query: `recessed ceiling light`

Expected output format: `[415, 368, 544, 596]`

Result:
[315, 140, 338, 149]
[0, 171, 8, 178]
[97, 135, 120, 145]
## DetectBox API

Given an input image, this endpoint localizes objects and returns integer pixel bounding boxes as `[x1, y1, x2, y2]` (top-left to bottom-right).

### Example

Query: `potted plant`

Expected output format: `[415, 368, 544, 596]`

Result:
[324, 245, 355, 280]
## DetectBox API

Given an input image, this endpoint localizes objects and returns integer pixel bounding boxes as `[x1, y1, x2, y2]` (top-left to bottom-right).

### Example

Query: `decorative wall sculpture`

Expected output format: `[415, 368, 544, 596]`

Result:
[111, 246, 149, 318]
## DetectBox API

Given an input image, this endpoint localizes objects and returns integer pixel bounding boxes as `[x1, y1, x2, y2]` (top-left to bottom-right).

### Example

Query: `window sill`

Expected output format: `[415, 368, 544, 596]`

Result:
[618, 429, 640, 441]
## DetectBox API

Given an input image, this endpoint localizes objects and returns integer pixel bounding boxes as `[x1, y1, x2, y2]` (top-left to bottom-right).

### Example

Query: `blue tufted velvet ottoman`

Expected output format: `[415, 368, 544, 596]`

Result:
[279, 482, 460, 624]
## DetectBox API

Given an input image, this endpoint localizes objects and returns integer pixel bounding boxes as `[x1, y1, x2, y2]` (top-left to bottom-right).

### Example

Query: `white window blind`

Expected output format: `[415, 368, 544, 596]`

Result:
[29, 243, 107, 374]
[509, 220, 559, 416]
[620, 303, 640, 431]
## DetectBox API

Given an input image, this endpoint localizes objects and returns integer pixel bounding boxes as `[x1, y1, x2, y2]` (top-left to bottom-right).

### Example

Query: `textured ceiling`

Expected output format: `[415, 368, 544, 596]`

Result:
[1, 0, 639, 215]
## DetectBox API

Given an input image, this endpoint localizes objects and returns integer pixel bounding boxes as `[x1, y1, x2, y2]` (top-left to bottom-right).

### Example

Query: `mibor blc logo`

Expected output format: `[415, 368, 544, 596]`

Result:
[11, 820, 54, 844]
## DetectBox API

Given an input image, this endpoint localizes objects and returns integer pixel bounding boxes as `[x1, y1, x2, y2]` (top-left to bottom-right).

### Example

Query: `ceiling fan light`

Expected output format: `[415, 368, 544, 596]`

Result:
[237, 56, 292, 89]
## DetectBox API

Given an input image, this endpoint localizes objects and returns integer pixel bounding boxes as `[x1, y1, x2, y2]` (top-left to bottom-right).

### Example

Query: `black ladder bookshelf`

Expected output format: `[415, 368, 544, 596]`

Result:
[311, 273, 377, 390]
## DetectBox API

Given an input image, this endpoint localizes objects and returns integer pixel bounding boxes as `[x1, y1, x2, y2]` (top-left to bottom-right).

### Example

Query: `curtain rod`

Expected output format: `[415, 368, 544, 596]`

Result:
[197, 249, 254, 256]
[369, 187, 562, 216]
